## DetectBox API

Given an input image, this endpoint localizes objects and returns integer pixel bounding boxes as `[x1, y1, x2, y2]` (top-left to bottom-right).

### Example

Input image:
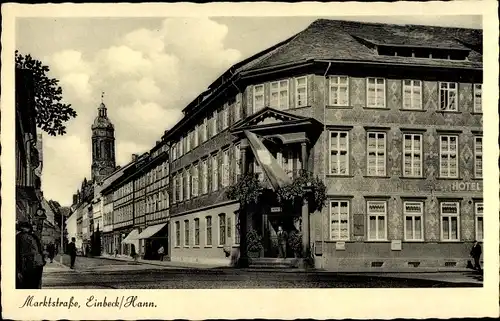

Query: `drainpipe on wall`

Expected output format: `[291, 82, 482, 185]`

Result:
[321, 62, 331, 269]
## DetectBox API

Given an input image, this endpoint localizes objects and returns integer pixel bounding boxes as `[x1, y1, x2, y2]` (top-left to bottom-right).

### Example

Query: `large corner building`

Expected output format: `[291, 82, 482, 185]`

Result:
[68, 19, 483, 270]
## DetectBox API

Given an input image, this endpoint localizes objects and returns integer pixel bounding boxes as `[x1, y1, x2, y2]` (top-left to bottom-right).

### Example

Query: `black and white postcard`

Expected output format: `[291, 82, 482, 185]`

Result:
[1, 1, 499, 320]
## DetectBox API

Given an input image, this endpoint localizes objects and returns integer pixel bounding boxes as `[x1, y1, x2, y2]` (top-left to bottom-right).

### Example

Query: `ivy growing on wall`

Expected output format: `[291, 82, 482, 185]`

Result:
[226, 173, 264, 205]
[276, 171, 327, 213]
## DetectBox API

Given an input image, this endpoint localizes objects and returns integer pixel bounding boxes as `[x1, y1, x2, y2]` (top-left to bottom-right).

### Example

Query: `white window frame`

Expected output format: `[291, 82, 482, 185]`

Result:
[475, 202, 483, 242]
[179, 136, 184, 156]
[218, 213, 226, 246]
[473, 84, 482, 113]
[253, 84, 265, 112]
[295, 76, 308, 108]
[439, 135, 459, 178]
[367, 200, 388, 241]
[403, 201, 424, 241]
[403, 133, 423, 177]
[439, 82, 458, 111]
[402, 80, 423, 110]
[329, 200, 350, 241]
[191, 163, 199, 197]
[222, 149, 230, 187]
[329, 76, 349, 106]
[270, 79, 289, 110]
[366, 78, 386, 108]
[329, 131, 349, 175]
[234, 212, 240, 245]
[172, 175, 177, 204]
[367, 131, 387, 176]
[440, 201, 460, 241]
[474, 136, 483, 178]
[212, 154, 219, 191]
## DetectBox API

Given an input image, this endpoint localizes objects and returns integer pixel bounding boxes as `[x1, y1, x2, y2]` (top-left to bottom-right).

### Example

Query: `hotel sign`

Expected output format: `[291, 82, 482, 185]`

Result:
[270, 207, 282, 213]
[450, 181, 482, 192]
[391, 240, 402, 251]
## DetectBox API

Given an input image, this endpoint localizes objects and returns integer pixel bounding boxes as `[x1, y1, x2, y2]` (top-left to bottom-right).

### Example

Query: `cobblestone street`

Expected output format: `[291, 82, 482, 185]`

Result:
[41, 255, 483, 289]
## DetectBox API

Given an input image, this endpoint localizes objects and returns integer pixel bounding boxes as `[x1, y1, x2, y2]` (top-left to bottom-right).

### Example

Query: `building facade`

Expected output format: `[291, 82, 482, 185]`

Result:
[160, 19, 483, 269]
[15, 68, 43, 226]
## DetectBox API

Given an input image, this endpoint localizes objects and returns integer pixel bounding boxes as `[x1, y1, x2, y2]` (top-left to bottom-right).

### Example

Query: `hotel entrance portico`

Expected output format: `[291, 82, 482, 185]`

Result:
[231, 107, 322, 261]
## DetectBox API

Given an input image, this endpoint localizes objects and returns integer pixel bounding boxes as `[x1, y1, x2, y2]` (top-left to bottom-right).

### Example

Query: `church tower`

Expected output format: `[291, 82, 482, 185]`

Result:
[91, 93, 116, 183]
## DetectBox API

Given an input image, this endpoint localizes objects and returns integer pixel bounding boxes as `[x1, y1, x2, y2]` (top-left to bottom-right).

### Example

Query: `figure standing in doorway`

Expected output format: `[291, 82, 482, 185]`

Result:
[277, 226, 288, 258]
[470, 240, 482, 272]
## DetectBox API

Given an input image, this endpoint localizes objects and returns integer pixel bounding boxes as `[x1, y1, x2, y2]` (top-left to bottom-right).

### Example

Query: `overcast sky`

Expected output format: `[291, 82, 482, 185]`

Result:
[15, 15, 482, 206]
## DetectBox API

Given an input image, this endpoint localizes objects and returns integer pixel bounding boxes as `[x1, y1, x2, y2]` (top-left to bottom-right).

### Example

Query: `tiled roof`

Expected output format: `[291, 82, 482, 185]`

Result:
[240, 19, 482, 71]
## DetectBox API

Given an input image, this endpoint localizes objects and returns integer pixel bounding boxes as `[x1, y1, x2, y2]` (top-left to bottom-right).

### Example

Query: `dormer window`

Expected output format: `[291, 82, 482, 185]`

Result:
[376, 44, 469, 61]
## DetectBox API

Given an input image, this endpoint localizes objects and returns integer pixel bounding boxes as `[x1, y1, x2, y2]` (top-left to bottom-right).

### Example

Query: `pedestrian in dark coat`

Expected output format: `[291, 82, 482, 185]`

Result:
[470, 240, 482, 271]
[67, 237, 77, 269]
[47, 242, 55, 263]
[16, 222, 46, 289]
[277, 225, 288, 258]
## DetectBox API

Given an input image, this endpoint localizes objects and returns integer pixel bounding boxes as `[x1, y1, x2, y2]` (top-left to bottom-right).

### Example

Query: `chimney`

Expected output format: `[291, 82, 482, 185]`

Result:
[132, 154, 138, 162]
[72, 194, 78, 205]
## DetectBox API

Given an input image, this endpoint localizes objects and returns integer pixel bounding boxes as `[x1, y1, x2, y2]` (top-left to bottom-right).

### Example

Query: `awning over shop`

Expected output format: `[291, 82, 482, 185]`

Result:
[137, 223, 168, 240]
[122, 229, 139, 244]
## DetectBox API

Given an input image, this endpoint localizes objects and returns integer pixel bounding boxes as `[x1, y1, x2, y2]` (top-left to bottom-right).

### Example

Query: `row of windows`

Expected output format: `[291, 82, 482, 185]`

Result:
[329, 131, 482, 179]
[145, 189, 170, 214]
[171, 94, 243, 161]
[329, 200, 483, 242]
[253, 76, 482, 113]
[113, 181, 133, 201]
[172, 144, 241, 203]
[151, 143, 169, 159]
[114, 204, 133, 226]
[174, 213, 240, 248]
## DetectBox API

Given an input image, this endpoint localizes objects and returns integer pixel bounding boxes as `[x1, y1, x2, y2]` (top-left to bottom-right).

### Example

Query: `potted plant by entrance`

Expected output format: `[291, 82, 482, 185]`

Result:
[246, 230, 263, 258]
[288, 230, 303, 258]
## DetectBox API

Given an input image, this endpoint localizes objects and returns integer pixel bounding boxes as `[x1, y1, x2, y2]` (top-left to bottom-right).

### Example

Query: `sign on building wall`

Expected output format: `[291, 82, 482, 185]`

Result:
[335, 241, 346, 251]
[391, 240, 402, 251]
[353, 214, 364, 236]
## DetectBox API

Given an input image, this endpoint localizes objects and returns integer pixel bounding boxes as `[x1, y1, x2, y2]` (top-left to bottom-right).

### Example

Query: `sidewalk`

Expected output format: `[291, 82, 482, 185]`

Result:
[98, 254, 224, 269]
[43, 259, 72, 273]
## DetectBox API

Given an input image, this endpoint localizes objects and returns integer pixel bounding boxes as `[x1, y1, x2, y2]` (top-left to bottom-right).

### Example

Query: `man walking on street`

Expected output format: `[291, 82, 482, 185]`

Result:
[470, 240, 482, 272]
[47, 242, 55, 263]
[16, 221, 46, 289]
[67, 237, 77, 269]
[277, 225, 288, 259]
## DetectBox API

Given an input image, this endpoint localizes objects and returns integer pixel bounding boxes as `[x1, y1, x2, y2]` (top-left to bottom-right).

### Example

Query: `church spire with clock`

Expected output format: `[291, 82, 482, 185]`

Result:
[91, 92, 116, 183]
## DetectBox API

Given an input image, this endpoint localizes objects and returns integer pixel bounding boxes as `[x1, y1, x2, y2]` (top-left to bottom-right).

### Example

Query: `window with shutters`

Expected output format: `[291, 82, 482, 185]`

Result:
[194, 124, 199, 148]
[404, 201, 424, 241]
[367, 132, 386, 176]
[367, 201, 387, 241]
[234, 212, 240, 245]
[175, 221, 180, 247]
[329, 76, 349, 106]
[234, 144, 241, 181]
[330, 200, 349, 240]
[234, 94, 242, 122]
[440, 201, 460, 241]
[270, 80, 289, 110]
[440, 135, 458, 178]
[211, 110, 218, 137]
[403, 134, 422, 177]
[202, 117, 208, 142]
[222, 104, 229, 130]
[403, 80, 422, 110]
